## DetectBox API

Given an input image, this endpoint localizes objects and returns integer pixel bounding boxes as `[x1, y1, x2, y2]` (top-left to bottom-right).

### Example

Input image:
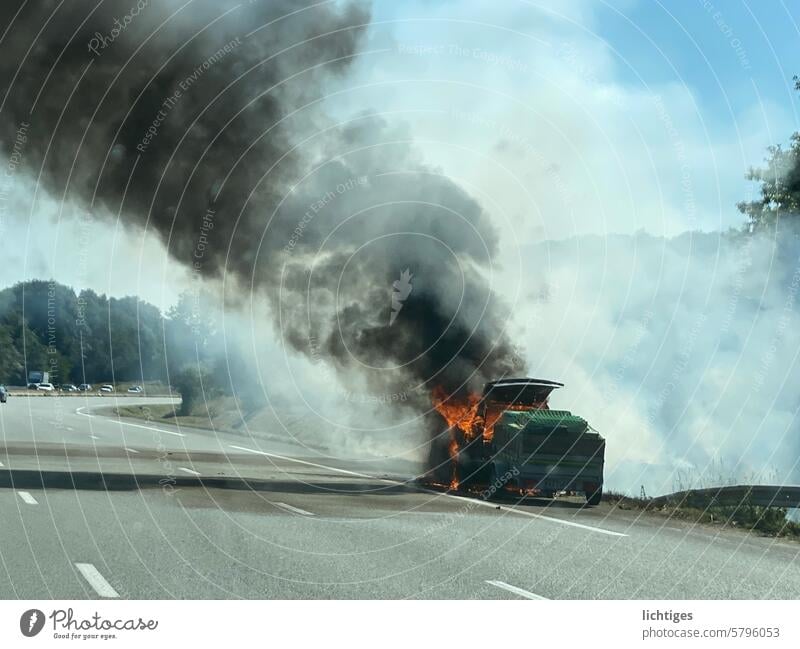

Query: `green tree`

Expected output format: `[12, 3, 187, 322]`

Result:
[737, 76, 800, 229]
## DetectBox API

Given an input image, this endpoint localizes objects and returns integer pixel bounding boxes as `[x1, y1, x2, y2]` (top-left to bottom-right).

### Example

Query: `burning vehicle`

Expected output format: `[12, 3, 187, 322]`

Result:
[426, 378, 605, 505]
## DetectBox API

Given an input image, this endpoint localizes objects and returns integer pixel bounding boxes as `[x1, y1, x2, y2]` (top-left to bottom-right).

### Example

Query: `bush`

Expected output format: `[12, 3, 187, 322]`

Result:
[173, 366, 209, 416]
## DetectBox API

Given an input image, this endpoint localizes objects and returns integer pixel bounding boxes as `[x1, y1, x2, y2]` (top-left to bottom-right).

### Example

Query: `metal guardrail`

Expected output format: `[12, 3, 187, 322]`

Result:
[651, 485, 800, 509]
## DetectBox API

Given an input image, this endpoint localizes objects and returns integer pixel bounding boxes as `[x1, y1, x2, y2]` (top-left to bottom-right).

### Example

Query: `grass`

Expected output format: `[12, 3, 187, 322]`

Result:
[107, 396, 241, 431]
[605, 490, 800, 540]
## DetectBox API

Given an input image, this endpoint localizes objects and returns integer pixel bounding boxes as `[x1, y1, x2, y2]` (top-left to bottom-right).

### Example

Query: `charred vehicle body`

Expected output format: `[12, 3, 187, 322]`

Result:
[427, 378, 605, 505]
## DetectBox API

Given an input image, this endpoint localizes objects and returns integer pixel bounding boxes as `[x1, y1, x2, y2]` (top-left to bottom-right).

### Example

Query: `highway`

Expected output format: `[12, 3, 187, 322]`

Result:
[1, 396, 799, 599]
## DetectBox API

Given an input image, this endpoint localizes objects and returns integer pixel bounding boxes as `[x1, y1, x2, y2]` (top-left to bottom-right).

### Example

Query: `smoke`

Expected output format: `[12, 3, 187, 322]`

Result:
[0, 1, 523, 412]
[523, 228, 800, 491]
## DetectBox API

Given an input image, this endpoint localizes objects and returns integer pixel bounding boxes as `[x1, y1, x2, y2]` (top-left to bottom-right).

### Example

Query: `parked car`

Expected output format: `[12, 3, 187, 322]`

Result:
[99, 384, 114, 393]
[37, 383, 55, 392]
[127, 385, 143, 393]
[0, 386, 7, 403]
[61, 384, 79, 392]
[78, 384, 92, 391]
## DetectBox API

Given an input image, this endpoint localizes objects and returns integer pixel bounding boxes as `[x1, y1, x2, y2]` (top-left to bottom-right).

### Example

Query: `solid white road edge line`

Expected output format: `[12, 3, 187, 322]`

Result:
[441, 492, 628, 537]
[17, 491, 38, 505]
[227, 444, 627, 538]
[274, 502, 315, 516]
[74, 563, 120, 598]
[486, 580, 548, 600]
[178, 467, 201, 476]
[76, 407, 186, 437]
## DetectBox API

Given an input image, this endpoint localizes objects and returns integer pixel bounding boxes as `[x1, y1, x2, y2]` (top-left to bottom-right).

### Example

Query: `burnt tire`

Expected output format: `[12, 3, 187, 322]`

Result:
[586, 487, 603, 506]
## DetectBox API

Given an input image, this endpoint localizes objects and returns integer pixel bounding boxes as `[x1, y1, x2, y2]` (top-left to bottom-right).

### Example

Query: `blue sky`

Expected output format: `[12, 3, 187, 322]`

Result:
[5, 0, 800, 306]
[358, 0, 800, 240]
[596, 0, 800, 138]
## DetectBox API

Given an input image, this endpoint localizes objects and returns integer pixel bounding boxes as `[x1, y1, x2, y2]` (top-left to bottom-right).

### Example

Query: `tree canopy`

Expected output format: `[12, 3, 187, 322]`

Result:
[737, 76, 800, 229]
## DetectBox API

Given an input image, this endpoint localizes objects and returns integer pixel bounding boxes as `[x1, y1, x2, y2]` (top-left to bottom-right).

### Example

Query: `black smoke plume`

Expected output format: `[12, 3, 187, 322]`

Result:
[0, 0, 523, 405]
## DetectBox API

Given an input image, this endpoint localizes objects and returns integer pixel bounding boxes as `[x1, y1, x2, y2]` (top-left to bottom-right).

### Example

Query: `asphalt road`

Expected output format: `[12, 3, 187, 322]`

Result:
[1, 395, 799, 599]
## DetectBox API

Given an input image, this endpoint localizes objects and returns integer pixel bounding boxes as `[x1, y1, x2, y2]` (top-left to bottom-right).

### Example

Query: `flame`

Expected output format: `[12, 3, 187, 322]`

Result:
[431, 386, 482, 440]
[431, 387, 482, 490]
[430, 386, 549, 490]
[431, 387, 549, 444]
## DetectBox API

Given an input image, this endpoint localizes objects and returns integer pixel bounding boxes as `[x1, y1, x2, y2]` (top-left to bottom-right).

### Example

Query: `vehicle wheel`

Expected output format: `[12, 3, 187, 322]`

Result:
[586, 487, 603, 506]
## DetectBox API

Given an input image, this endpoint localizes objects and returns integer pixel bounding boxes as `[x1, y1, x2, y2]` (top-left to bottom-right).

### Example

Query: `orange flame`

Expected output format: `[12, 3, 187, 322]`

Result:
[430, 386, 549, 490]
[431, 386, 483, 440]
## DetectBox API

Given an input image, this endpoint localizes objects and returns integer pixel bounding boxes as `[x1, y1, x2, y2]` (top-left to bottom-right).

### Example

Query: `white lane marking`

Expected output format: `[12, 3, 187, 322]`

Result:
[441, 493, 628, 538]
[17, 491, 39, 505]
[76, 407, 186, 437]
[89, 435, 100, 440]
[274, 502, 315, 516]
[486, 580, 548, 600]
[124, 447, 140, 454]
[0, 461, 4, 467]
[229, 444, 372, 479]
[178, 467, 201, 476]
[228, 444, 627, 538]
[74, 563, 120, 598]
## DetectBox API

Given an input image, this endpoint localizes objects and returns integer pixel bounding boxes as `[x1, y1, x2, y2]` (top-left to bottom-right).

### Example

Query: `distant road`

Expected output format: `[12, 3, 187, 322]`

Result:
[1, 396, 799, 599]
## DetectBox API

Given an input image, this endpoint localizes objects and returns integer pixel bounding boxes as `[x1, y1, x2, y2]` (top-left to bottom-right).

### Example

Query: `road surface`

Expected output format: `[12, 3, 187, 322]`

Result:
[1, 395, 799, 599]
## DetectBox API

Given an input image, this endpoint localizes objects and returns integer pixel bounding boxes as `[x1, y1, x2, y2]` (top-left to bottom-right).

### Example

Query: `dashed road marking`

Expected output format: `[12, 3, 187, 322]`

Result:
[89, 435, 100, 440]
[17, 491, 38, 505]
[178, 467, 201, 476]
[124, 447, 140, 454]
[75, 563, 120, 598]
[274, 502, 315, 516]
[486, 580, 548, 600]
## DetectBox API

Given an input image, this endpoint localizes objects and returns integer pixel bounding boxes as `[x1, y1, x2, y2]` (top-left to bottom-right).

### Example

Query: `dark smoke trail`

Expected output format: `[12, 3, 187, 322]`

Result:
[0, 0, 523, 404]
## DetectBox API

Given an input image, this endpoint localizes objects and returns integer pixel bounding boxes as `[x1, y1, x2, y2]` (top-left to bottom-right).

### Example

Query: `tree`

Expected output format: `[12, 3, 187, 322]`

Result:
[173, 365, 213, 416]
[737, 76, 800, 229]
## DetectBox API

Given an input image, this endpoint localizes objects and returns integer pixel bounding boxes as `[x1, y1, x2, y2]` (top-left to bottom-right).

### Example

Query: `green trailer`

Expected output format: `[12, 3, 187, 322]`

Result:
[427, 378, 605, 505]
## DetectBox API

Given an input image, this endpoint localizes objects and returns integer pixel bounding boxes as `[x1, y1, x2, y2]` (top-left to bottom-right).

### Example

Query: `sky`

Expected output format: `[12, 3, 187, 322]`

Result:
[3, 0, 798, 308]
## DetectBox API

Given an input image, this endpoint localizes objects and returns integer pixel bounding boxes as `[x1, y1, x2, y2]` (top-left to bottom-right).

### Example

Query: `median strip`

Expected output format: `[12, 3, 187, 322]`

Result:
[486, 580, 548, 600]
[75, 563, 120, 598]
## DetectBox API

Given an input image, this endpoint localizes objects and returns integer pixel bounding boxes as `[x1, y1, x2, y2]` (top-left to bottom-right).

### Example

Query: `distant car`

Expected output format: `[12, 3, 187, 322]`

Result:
[99, 384, 114, 393]
[61, 384, 78, 392]
[78, 384, 92, 391]
[0, 386, 7, 403]
[37, 383, 55, 392]
[27, 383, 39, 390]
[127, 385, 143, 393]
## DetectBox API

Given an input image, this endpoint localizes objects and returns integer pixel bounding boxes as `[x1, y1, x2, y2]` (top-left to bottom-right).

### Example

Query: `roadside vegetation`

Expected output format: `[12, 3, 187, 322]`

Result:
[0, 282, 264, 407]
[605, 491, 800, 540]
